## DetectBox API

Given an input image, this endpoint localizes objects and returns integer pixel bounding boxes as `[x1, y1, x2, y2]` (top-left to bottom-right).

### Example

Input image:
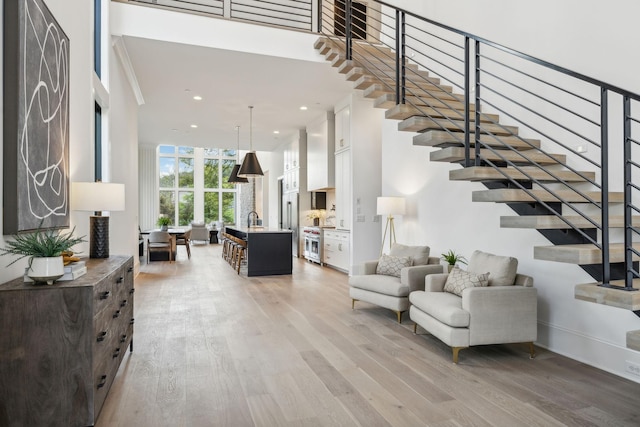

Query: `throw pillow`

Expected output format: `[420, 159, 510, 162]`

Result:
[467, 250, 517, 286]
[443, 266, 490, 297]
[376, 254, 412, 277]
[389, 243, 430, 265]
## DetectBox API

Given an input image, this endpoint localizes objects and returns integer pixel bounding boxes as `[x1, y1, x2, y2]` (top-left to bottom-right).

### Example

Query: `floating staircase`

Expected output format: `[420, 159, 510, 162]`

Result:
[314, 36, 640, 344]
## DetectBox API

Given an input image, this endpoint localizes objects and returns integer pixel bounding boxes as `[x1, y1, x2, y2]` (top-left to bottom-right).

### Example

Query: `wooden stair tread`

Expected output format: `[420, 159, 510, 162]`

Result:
[434, 147, 565, 165]
[501, 215, 640, 229]
[472, 189, 624, 203]
[627, 330, 640, 352]
[534, 243, 640, 264]
[413, 130, 539, 150]
[451, 166, 595, 183]
[399, 116, 518, 135]
[386, 104, 497, 122]
[375, 93, 473, 112]
[351, 72, 441, 86]
[364, 83, 463, 102]
[575, 281, 640, 312]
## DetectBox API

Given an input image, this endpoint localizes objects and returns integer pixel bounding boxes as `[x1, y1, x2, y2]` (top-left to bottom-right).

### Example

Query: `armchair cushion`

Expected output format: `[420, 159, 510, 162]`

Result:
[443, 267, 489, 297]
[376, 254, 412, 277]
[409, 291, 470, 327]
[349, 274, 408, 297]
[389, 243, 430, 266]
[467, 250, 518, 286]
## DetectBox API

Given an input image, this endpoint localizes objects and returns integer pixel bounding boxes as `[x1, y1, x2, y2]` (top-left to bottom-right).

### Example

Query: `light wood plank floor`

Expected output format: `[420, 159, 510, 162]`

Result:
[97, 243, 640, 426]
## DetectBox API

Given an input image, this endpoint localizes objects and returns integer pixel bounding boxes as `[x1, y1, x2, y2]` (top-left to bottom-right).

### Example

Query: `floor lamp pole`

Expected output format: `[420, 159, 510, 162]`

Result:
[380, 214, 396, 255]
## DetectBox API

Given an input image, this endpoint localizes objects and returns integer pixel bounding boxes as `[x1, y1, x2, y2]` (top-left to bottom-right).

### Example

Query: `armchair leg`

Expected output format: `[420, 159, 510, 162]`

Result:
[413, 323, 417, 334]
[394, 311, 402, 323]
[527, 342, 536, 359]
[351, 299, 357, 310]
[452, 347, 466, 364]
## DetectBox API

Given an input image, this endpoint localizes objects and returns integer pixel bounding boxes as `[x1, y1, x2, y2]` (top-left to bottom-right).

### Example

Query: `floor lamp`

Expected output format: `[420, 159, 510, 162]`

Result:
[377, 196, 406, 255]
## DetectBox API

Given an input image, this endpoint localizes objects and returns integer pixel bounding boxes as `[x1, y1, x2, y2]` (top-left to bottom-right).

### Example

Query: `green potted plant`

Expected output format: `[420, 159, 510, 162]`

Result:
[0, 225, 86, 285]
[157, 215, 172, 231]
[441, 250, 467, 272]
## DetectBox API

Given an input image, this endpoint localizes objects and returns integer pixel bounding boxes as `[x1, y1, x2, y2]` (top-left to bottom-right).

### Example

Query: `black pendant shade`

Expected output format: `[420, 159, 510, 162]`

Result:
[238, 151, 263, 177]
[228, 164, 249, 183]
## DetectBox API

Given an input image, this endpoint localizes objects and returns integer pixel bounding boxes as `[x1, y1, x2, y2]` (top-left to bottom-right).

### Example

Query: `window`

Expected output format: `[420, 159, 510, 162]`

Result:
[158, 145, 237, 225]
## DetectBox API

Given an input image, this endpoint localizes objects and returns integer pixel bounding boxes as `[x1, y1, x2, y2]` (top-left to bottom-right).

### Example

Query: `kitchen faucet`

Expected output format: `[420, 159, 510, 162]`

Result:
[247, 211, 259, 228]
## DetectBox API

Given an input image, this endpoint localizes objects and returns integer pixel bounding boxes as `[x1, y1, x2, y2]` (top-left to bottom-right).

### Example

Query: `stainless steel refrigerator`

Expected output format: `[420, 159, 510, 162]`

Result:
[281, 192, 299, 257]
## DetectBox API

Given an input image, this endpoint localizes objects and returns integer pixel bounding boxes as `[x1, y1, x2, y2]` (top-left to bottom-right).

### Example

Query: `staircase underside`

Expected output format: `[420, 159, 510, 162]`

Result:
[314, 36, 640, 345]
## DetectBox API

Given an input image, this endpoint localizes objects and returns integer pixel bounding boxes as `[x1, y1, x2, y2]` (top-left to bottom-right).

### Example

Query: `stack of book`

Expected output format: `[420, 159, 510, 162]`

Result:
[24, 260, 87, 283]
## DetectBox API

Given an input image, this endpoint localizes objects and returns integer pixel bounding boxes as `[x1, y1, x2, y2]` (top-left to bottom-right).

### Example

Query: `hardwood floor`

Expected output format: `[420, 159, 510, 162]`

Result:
[97, 243, 640, 426]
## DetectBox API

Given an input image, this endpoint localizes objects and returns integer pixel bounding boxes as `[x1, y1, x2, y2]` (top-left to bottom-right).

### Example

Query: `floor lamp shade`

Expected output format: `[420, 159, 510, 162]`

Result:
[377, 196, 406, 254]
[71, 182, 125, 258]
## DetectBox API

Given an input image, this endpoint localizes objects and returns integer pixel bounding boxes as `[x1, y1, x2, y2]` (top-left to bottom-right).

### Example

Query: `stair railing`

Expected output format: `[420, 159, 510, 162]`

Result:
[320, 0, 640, 290]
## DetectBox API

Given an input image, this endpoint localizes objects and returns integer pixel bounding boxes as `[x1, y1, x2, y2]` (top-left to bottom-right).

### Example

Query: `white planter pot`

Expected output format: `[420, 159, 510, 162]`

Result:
[28, 256, 64, 285]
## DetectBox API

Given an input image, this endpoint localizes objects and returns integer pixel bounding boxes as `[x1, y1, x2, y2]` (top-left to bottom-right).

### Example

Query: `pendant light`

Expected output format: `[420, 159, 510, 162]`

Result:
[238, 106, 264, 177]
[227, 125, 249, 184]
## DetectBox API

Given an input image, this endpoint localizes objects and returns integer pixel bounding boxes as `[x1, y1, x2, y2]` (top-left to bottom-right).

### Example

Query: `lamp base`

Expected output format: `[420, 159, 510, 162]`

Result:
[90, 216, 110, 258]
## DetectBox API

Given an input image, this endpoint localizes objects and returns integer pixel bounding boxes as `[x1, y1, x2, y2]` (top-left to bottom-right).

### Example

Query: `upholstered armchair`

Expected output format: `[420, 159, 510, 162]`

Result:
[409, 250, 537, 363]
[349, 243, 445, 323]
[190, 222, 209, 244]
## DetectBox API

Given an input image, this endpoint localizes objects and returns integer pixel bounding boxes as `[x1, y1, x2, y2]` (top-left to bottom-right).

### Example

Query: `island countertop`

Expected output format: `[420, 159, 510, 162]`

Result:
[225, 226, 292, 234]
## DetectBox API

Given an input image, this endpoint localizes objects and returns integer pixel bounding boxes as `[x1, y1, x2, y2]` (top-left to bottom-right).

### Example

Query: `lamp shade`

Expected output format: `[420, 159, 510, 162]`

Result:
[238, 151, 264, 177]
[228, 164, 249, 183]
[71, 182, 125, 212]
[377, 196, 405, 216]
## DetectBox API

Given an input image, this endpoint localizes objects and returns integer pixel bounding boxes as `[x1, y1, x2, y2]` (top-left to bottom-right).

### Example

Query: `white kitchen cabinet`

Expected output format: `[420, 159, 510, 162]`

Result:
[323, 230, 350, 272]
[335, 149, 351, 230]
[335, 104, 351, 151]
[306, 112, 335, 191]
[283, 130, 306, 193]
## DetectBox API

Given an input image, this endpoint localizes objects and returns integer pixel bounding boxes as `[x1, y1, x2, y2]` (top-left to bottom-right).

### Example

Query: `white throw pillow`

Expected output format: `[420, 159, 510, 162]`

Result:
[467, 250, 517, 286]
[376, 254, 412, 277]
[389, 243, 430, 266]
[443, 266, 490, 296]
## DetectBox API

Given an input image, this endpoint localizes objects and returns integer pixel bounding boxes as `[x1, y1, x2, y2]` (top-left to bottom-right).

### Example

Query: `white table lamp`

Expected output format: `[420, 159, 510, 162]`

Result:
[377, 196, 406, 255]
[71, 182, 125, 258]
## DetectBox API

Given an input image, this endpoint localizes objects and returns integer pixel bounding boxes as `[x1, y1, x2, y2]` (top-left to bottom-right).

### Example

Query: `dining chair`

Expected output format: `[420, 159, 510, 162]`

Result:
[175, 229, 191, 259]
[147, 231, 173, 263]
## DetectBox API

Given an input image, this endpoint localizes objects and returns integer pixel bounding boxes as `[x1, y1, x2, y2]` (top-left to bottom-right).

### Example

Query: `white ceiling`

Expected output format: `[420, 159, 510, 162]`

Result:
[123, 35, 355, 152]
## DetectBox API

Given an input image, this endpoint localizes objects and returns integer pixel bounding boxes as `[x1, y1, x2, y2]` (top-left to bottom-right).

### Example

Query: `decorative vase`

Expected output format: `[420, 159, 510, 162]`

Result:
[28, 256, 64, 285]
[161, 225, 168, 231]
[313, 218, 320, 226]
[448, 264, 455, 272]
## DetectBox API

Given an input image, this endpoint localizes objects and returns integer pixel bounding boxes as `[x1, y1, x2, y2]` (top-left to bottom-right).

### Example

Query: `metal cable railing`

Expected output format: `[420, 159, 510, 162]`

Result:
[319, 0, 640, 290]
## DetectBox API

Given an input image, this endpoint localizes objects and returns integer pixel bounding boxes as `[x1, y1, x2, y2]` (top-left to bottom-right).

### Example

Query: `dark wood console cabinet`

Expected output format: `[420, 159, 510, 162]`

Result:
[0, 255, 134, 426]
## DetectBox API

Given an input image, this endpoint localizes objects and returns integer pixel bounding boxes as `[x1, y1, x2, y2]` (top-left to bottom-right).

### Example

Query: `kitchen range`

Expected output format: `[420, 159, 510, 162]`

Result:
[302, 226, 323, 265]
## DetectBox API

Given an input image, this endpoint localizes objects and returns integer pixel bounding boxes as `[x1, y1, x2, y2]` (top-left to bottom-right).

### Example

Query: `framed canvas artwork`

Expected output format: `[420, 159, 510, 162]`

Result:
[3, 0, 70, 233]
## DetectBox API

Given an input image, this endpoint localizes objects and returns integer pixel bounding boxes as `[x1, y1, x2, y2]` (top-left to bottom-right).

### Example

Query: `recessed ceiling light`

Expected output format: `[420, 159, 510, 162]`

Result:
[190, 124, 198, 128]
[300, 106, 308, 111]
[273, 130, 280, 134]
[193, 95, 202, 101]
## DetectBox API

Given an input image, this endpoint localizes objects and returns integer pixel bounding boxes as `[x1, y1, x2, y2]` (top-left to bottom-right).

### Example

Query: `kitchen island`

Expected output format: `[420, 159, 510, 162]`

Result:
[225, 226, 293, 276]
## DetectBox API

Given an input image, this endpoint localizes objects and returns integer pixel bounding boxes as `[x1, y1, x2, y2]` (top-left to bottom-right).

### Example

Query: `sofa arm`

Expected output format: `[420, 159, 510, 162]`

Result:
[462, 286, 538, 345]
[352, 260, 379, 276]
[424, 273, 449, 292]
[401, 264, 446, 292]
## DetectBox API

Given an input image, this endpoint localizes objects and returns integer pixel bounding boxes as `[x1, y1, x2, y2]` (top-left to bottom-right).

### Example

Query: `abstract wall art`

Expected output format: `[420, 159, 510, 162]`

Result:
[3, 0, 70, 234]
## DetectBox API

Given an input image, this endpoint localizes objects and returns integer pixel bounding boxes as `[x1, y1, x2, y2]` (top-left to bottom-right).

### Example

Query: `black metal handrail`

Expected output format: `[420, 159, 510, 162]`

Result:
[320, 0, 640, 290]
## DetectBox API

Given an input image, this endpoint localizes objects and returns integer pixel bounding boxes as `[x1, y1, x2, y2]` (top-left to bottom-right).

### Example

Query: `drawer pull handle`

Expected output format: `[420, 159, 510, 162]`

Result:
[127, 266, 133, 273]
[96, 331, 107, 342]
[116, 277, 124, 284]
[130, 318, 135, 325]
[113, 310, 121, 319]
[129, 288, 135, 294]
[112, 348, 121, 358]
[97, 375, 107, 389]
[120, 334, 127, 343]
[120, 299, 128, 307]
[99, 291, 110, 300]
